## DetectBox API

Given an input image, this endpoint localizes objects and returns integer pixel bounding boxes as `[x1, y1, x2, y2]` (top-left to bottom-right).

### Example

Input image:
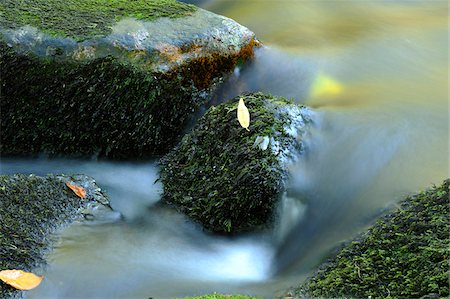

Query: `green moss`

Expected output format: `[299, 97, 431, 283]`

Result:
[160, 92, 307, 233]
[0, 174, 106, 298]
[0, 0, 196, 40]
[294, 179, 450, 298]
[0, 41, 207, 158]
[181, 294, 261, 299]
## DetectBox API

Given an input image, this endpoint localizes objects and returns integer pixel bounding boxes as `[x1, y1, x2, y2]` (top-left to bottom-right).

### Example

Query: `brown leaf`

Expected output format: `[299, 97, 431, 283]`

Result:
[66, 181, 86, 199]
[0, 270, 43, 290]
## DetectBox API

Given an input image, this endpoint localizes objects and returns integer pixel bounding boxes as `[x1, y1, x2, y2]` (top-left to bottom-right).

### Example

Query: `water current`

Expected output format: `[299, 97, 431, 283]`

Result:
[0, 1, 448, 298]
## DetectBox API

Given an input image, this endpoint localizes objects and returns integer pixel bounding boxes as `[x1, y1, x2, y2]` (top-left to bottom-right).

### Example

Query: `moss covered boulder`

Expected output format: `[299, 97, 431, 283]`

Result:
[160, 92, 313, 233]
[290, 179, 449, 298]
[0, 174, 118, 298]
[0, 0, 258, 158]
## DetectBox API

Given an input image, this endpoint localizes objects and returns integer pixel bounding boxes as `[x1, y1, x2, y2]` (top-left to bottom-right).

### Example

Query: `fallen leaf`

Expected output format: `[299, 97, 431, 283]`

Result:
[237, 98, 250, 131]
[0, 270, 43, 290]
[66, 181, 86, 199]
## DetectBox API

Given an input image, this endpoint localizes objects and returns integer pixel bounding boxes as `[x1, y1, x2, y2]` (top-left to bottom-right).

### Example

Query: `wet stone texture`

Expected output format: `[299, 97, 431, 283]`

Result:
[0, 0, 258, 158]
[160, 92, 313, 234]
[0, 174, 118, 298]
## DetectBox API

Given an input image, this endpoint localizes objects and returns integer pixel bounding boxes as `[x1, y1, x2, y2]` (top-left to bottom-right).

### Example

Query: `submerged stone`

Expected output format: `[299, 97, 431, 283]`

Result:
[160, 92, 313, 233]
[0, 174, 118, 298]
[0, 0, 258, 158]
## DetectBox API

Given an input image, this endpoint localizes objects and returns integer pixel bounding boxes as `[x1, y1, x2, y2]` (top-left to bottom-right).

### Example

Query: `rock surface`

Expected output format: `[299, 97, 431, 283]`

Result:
[0, 174, 118, 298]
[160, 92, 313, 233]
[0, 0, 258, 158]
[289, 179, 449, 298]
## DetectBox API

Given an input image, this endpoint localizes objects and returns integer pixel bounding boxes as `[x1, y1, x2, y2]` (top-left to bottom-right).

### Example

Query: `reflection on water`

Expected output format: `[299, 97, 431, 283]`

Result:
[203, 0, 448, 51]
[1, 0, 448, 298]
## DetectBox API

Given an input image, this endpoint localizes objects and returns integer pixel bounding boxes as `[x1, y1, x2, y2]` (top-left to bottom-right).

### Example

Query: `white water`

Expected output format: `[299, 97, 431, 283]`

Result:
[1, 0, 448, 297]
[0, 159, 275, 298]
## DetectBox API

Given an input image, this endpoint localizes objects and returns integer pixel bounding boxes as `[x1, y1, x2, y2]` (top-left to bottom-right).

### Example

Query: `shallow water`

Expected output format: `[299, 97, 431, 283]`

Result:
[1, 0, 448, 298]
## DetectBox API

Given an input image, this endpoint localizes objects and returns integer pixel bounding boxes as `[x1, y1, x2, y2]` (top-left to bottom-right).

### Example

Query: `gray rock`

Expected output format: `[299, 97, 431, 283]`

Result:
[0, 2, 258, 158]
[1, 9, 256, 71]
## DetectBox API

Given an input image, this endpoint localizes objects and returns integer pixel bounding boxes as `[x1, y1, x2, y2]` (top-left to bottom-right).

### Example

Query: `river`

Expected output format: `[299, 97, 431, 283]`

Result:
[1, 1, 448, 298]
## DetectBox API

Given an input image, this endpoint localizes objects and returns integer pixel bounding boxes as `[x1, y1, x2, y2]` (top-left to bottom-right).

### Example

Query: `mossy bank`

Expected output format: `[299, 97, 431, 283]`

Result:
[0, 174, 117, 298]
[182, 294, 260, 299]
[0, 0, 258, 158]
[290, 179, 449, 298]
[160, 92, 313, 233]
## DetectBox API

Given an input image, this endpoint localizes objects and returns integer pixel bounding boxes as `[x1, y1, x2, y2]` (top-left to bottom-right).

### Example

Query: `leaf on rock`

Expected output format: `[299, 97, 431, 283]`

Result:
[0, 270, 43, 290]
[237, 98, 250, 131]
[66, 181, 87, 199]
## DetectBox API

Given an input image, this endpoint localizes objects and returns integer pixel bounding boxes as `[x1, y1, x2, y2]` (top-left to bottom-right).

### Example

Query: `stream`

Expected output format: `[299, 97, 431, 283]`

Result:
[1, 1, 448, 298]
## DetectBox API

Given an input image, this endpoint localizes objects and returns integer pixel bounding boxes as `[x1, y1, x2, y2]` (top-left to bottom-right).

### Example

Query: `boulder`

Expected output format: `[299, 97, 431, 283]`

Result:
[0, 174, 118, 298]
[160, 92, 313, 233]
[0, 0, 258, 158]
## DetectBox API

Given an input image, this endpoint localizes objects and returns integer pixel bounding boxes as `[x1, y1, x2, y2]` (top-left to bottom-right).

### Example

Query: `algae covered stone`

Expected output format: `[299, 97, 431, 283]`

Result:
[0, 174, 117, 298]
[292, 179, 450, 298]
[0, 0, 258, 158]
[160, 92, 313, 233]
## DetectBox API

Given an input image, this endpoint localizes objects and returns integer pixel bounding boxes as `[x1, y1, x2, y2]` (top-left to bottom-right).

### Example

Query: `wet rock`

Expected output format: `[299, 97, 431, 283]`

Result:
[160, 92, 313, 233]
[0, 174, 118, 298]
[0, 0, 258, 158]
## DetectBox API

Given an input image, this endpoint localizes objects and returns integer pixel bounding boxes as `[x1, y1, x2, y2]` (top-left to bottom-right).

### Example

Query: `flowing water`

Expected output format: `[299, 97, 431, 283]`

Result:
[1, 1, 448, 298]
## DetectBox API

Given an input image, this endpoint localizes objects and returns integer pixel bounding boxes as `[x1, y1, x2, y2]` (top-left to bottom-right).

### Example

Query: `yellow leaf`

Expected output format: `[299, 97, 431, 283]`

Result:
[0, 270, 43, 290]
[237, 98, 250, 131]
[310, 73, 344, 98]
[66, 181, 87, 199]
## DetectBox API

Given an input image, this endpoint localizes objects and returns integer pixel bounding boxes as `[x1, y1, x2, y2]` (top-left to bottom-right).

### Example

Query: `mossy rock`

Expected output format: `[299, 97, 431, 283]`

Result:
[160, 92, 313, 234]
[0, 174, 117, 298]
[290, 179, 450, 298]
[0, 0, 258, 158]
